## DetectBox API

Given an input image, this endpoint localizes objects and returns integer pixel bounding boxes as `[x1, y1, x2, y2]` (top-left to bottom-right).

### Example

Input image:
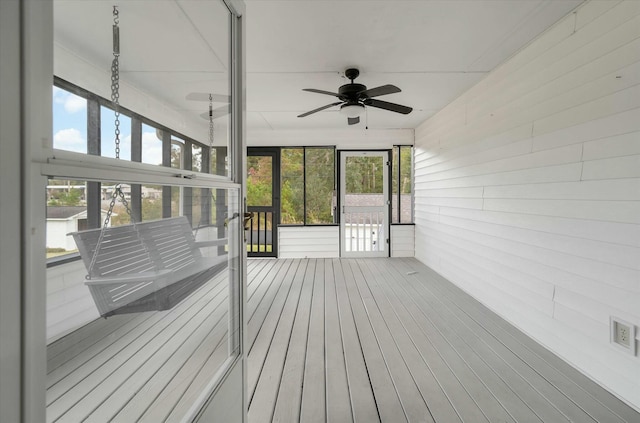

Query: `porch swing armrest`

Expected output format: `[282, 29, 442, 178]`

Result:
[194, 238, 228, 248]
[85, 269, 173, 285]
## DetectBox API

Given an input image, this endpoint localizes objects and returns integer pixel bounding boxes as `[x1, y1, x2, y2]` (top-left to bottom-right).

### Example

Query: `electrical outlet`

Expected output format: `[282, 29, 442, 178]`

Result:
[614, 322, 631, 347]
[610, 317, 636, 355]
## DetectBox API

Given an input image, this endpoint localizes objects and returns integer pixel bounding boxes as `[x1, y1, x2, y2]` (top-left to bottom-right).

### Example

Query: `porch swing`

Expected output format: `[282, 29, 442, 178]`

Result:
[70, 7, 228, 318]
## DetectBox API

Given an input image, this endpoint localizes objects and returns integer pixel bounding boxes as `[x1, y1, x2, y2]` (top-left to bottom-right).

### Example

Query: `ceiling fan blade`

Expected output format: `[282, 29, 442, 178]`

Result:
[358, 84, 401, 99]
[298, 102, 343, 118]
[364, 99, 413, 115]
[186, 92, 231, 103]
[348, 116, 360, 125]
[303, 88, 342, 98]
[199, 104, 231, 120]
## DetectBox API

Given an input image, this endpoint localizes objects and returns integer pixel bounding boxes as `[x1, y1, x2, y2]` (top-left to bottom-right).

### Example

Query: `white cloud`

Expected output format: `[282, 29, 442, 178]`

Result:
[64, 93, 86, 114]
[53, 128, 85, 153]
[141, 131, 163, 166]
[52, 88, 86, 114]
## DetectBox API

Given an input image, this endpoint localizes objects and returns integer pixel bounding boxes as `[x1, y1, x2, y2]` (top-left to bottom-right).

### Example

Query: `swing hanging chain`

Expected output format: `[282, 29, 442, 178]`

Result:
[209, 93, 214, 149]
[111, 5, 121, 160]
[88, 6, 120, 278]
[87, 184, 158, 279]
[87, 7, 157, 278]
[86, 184, 120, 279]
[115, 186, 158, 271]
[194, 94, 216, 238]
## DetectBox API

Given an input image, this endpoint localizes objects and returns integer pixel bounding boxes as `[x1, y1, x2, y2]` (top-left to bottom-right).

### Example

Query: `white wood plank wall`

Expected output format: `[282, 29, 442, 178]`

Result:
[414, 0, 640, 411]
[391, 225, 415, 257]
[46, 261, 99, 342]
[278, 226, 340, 258]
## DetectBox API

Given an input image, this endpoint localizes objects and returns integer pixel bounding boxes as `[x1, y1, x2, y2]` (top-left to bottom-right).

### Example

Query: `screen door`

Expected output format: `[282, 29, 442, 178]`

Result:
[340, 151, 389, 257]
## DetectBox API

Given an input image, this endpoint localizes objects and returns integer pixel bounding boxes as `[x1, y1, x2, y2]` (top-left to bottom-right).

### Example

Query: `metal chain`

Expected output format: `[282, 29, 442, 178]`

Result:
[86, 184, 158, 278]
[87, 7, 155, 278]
[86, 185, 120, 278]
[115, 186, 157, 270]
[208, 93, 214, 149]
[111, 6, 121, 159]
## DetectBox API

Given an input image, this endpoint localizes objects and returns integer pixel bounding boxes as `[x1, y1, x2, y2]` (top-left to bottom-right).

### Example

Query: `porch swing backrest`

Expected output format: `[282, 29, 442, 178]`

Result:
[73, 216, 203, 279]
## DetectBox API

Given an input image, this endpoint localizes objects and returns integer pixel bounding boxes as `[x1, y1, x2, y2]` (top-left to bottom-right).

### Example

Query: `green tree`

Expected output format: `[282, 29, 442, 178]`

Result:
[247, 155, 273, 208]
[280, 148, 304, 224]
[142, 197, 162, 221]
[48, 187, 82, 206]
[305, 148, 334, 223]
[345, 156, 383, 194]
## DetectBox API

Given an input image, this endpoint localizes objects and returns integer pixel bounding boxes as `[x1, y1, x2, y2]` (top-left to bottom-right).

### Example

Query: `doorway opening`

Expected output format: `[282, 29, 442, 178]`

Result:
[247, 147, 280, 257]
[339, 150, 390, 257]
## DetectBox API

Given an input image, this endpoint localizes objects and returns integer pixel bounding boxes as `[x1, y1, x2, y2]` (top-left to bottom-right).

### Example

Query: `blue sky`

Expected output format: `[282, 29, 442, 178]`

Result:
[53, 86, 163, 165]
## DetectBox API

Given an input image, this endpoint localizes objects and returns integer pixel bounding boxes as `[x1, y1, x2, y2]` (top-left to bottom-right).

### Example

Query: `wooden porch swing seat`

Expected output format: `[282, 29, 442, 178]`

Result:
[71, 216, 228, 317]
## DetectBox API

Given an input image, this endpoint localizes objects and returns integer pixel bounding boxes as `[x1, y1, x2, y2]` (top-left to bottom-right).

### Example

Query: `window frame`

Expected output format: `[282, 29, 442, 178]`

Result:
[391, 144, 414, 225]
[279, 146, 337, 227]
[47, 78, 229, 267]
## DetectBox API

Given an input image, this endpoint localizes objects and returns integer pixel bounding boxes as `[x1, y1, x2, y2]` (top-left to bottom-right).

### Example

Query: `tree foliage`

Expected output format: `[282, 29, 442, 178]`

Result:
[304, 148, 334, 224]
[47, 187, 82, 206]
[248, 147, 412, 227]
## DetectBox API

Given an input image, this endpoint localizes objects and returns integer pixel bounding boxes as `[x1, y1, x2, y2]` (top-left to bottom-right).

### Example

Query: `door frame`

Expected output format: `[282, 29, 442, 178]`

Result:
[338, 150, 391, 258]
[246, 147, 280, 257]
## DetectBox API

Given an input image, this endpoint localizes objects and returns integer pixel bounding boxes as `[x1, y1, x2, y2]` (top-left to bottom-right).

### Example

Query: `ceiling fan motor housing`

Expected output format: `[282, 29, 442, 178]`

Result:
[339, 83, 367, 103]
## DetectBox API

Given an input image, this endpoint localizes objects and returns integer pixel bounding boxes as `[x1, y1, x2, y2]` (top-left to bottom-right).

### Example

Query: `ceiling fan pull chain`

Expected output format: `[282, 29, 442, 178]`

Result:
[111, 5, 121, 160]
[365, 106, 369, 130]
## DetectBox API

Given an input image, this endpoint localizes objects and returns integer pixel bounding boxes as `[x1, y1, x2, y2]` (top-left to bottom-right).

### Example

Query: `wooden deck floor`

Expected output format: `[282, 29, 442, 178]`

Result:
[46, 268, 233, 423]
[246, 258, 639, 423]
[47, 258, 640, 422]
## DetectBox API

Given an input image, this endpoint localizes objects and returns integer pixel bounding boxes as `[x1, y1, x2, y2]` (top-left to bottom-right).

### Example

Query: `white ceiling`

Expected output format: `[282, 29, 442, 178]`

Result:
[54, 0, 584, 134]
[245, 0, 584, 130]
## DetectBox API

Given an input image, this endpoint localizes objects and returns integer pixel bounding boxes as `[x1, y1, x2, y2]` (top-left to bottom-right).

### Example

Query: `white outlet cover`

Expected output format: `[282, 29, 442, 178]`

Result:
[610, 316, 636, 355]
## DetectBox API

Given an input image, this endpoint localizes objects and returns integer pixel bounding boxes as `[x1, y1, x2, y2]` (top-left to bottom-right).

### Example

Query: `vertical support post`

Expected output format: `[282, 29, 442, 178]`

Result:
[162, 129, 172, 218]
[1, 2, 25, 419]
[216, 146, 227, 255]
[130, 116, 142, 222]
[184, 140, 193, 226]
[397, 146, 401, 224]
[86, 96, 101, 229]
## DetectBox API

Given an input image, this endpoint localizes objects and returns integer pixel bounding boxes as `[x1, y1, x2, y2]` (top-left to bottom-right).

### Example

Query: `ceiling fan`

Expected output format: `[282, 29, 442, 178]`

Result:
[185, 92, 230, 121]
[298, 68, 413, 125]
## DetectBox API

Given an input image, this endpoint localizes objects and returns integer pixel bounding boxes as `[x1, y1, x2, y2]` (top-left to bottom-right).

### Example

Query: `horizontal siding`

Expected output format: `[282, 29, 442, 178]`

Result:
[414, 0, 640, 412]
[47, 260, 100, 342]
[278, 226, 339, 258]
[390, 225, 414, 257]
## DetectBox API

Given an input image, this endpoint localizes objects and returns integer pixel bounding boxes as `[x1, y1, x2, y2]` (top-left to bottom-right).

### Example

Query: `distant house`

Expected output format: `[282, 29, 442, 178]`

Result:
[46, 207, 112, 251]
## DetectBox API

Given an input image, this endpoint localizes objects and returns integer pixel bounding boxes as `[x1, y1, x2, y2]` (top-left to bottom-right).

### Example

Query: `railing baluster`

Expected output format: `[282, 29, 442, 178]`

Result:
[268, 212, 272, 253]
[370, 211, 373, 251]
[356, 213, 360, 252]
[260, 212, 264, 252]
[376, 211, 380, 252]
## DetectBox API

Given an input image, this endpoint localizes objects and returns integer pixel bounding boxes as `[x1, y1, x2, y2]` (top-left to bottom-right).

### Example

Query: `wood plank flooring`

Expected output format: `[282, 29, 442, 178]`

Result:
[46, 267, 235, 423]
[47, 258, 640, 422]
[247, 258, 640, 423]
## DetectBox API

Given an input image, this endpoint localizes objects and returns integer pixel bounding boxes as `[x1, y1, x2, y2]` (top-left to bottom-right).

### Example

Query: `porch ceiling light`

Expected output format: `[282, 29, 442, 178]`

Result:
[340, 103, 365, 118]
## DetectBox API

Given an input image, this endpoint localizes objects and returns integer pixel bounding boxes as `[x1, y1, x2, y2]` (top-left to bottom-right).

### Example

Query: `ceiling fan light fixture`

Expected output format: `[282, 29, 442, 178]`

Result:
[340, 103, 365, 118]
